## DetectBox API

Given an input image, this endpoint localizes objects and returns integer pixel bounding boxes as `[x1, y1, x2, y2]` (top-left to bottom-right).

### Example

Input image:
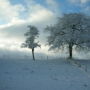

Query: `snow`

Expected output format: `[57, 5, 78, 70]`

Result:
[0, 58, 90, 90]
[75, 59, 90, 74]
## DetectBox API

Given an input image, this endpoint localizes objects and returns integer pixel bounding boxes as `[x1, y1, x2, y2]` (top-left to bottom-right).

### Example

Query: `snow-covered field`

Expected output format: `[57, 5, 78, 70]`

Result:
[75, 59, 90, 74]
[0, 58, 90, 90]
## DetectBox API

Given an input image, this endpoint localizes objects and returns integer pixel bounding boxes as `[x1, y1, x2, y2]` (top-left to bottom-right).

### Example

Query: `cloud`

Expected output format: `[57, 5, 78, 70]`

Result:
[0, 0, 59, 55]
[24, 0, 57, 23]
[0, 0, 90, 58]
[0, 0, 57, 38]
[84, 6, 90, 12]
[0, 0, 57, 25]
[46, 0, 61, 15]
[46, 0, 57, 6]
[0, 0, 25, 23]
[68, 0, 90, 4]
[0, 7, 56, 40]
[29, 9, 55, 23]
[0, 14, 55, 51]
[68, 0, 90, 14]
[80, 0, 90, 3]
[0, 0, 59, 26]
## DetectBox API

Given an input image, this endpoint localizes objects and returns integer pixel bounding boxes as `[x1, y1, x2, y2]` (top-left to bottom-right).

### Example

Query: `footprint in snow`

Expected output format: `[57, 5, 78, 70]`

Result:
[50, 75, 58, 81]
[30, 70, 35, 74]
[23, 67, 30, 71]
[83, 84, 88, 87]
[4, 71, 10, 74]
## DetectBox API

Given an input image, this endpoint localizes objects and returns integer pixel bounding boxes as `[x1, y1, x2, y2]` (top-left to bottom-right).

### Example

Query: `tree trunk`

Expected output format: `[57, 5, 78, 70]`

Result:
[32, 48, 35, 61]
[69, 43, 73, 59]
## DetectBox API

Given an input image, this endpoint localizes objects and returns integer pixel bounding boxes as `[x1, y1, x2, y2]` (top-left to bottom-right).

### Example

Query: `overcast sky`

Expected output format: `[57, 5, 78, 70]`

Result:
[0, 0, 90, 56]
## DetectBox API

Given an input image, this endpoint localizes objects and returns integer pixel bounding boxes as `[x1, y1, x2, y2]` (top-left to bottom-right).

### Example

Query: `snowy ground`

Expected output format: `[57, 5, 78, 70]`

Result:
[0, 58, 90, 90]
[75, 59, 90, 74]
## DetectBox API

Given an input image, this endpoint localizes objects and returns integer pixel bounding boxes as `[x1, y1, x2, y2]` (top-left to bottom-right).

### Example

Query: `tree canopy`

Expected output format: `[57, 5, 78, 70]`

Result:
[45, 13, 90, 59]
[22, 25, 40, 49]
[22, 25, 40, 60]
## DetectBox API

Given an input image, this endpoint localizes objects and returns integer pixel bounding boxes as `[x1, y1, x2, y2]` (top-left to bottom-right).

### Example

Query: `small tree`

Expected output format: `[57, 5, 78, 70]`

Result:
[22, 25, 40, 60]
[45, 13, 90, 59]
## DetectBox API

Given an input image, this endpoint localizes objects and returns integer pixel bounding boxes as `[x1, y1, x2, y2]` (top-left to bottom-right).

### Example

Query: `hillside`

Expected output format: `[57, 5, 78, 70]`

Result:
[0, 58, 90, 90]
